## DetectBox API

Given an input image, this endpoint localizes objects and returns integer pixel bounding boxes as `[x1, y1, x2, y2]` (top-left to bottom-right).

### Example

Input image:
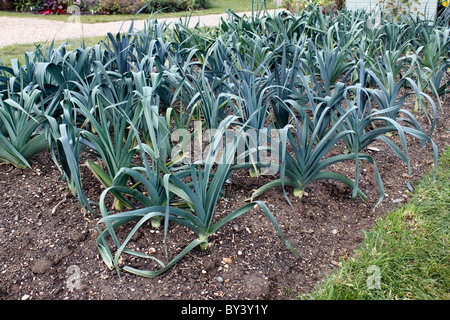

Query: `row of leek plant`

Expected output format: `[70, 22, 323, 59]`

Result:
[83, 45, 441, 276]
[0, 6, 447, 277]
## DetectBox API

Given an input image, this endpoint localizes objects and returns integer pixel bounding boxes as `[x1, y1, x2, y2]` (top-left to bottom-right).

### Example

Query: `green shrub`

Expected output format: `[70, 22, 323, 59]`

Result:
[185, 0, 210, 10]
[143, 0, 187, 13]
[92, 0, 210, 15]
[93, 0, 143, 14]
[9, 0, 42, 11]
[0, 0, 13, 10]
[142, 0, 210, 14]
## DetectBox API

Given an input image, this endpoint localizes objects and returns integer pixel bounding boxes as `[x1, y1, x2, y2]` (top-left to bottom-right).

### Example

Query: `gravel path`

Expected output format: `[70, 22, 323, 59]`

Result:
[0, 10, 278, 48]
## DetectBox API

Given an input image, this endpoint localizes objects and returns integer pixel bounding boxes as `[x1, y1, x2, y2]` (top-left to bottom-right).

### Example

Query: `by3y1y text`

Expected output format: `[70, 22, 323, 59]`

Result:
[181, 303, 269, 317]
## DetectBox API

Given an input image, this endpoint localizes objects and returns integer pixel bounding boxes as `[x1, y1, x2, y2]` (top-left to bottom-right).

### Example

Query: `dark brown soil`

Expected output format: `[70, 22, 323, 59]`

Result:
[0, 96, 448, 302]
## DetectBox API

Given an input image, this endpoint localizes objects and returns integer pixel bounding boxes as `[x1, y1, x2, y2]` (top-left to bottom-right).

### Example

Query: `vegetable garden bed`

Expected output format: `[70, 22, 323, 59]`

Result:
[0, 6, 449, 300]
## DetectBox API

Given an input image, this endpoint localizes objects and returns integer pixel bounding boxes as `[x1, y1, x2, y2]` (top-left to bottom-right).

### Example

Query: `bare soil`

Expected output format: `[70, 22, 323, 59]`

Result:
[0, 97, 448, 301]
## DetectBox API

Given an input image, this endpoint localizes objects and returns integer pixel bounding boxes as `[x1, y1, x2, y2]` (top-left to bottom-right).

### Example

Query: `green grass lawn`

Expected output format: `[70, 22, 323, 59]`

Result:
[303, 147, 450, 300]
[0, 0, 279, 23]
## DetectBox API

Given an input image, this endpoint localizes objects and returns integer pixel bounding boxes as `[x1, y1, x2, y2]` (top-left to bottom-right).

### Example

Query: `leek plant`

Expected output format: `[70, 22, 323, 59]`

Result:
[411, 28, 450, 124]
[269, 43, 305, 128]
[366, 67, 437, 137]
[170, 17, 217, 58]
[0, 88, 49, 169]
[335, 58, 438, 192]
[226, 50, 275, 129]
[93, 90, 182, 229]
[304, 34, 354, 98]
[201, 37, 234, 103]
[183, 69, 236, 131]
[263, 10, 307, 47]
[52, 94, 93, 213]
[96, 115, 298, 277]
[104, 28, 135, 75]
[225, 42, 276, 177]
[0, 53, 49, 94]
[251, 101, 373, 205]
[77, 94, 139, 211]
